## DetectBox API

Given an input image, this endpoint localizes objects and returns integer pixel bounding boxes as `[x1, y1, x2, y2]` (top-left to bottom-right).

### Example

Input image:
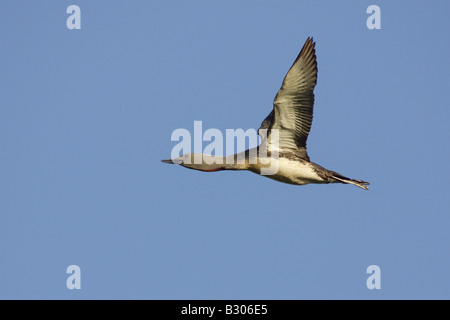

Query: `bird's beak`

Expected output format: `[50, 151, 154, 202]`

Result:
[161, 159, 174, 164]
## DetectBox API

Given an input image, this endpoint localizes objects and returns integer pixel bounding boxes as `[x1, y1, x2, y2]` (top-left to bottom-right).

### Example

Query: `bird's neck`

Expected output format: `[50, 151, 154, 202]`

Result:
[188, 154, 248, 171]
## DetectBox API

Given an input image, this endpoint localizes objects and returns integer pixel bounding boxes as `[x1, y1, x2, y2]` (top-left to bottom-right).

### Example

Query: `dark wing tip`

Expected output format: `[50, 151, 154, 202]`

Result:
[283, 37, 317, 87]
[301, 37, 316, 52]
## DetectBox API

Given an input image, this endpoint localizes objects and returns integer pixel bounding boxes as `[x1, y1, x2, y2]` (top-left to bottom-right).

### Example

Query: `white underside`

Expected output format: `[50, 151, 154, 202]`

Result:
[252, 158, 325, 185]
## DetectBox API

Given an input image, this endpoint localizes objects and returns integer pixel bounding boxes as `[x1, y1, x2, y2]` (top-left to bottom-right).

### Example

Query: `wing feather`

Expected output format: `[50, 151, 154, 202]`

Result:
[259, 37, 318, 161]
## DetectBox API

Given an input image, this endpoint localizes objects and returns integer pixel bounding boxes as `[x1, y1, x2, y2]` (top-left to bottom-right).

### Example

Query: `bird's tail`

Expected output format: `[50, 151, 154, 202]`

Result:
[331, 174, 370, 190]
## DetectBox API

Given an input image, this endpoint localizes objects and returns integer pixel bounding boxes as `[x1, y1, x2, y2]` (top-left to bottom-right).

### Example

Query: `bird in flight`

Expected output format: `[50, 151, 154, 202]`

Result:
[162, 37, 369, 190]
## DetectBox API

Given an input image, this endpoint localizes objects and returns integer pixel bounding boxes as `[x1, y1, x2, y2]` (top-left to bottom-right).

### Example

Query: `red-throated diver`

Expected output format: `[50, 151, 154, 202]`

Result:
[162, 37, 369, 190]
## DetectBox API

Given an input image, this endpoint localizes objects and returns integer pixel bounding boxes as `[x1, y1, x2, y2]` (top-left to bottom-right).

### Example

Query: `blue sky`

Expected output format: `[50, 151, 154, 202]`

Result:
[1, 1, 449, 299]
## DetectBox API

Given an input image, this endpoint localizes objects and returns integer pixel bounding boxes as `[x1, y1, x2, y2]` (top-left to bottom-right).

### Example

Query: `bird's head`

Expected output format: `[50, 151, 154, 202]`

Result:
[161, 153, 226, 172]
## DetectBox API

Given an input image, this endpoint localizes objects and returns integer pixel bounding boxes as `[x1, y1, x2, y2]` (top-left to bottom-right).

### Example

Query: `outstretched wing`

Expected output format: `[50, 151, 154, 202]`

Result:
[259, 37, 318, 161]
